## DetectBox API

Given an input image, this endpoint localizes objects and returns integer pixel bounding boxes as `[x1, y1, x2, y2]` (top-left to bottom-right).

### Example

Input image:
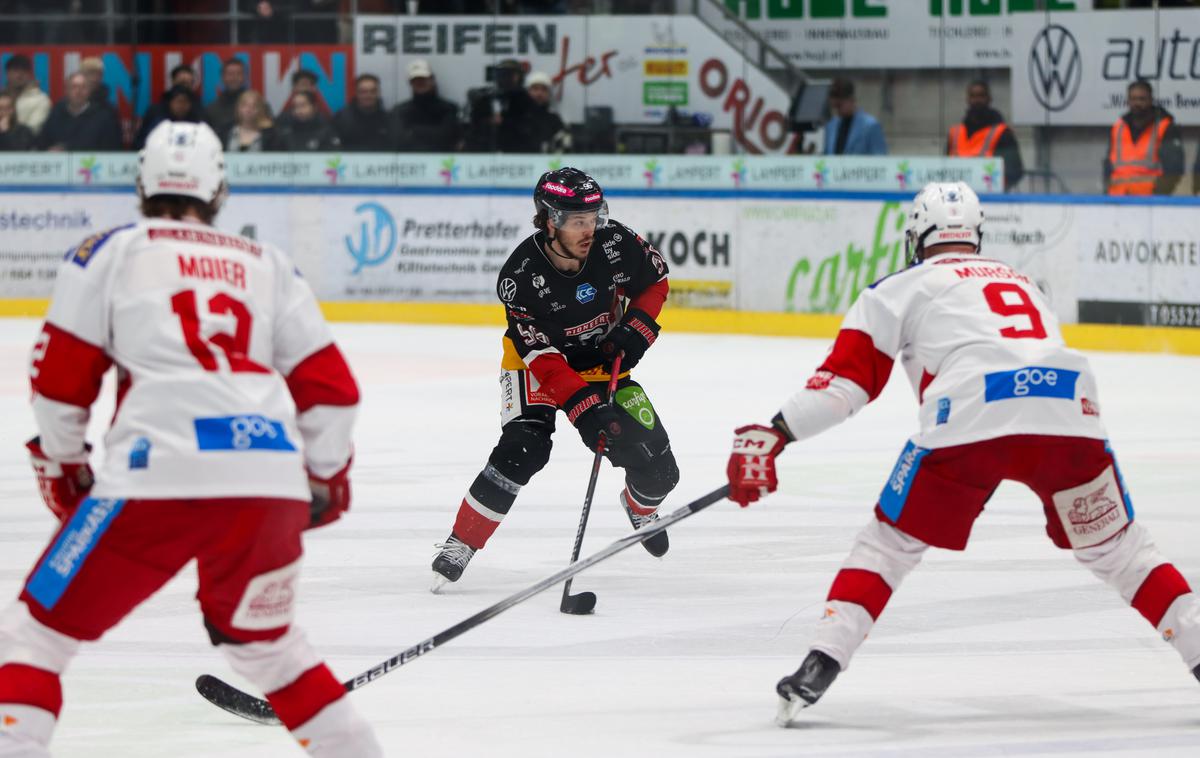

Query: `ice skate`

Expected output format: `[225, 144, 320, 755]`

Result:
[431, 535, 476, 593]
[1193, 663, 1199, 684]
[620, 489, 668, 557]
[775, 650, 840, 726]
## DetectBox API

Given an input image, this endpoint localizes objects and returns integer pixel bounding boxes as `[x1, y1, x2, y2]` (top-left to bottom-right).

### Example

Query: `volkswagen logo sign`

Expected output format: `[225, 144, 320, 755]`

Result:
[344, 201, 396, 274]
[1029, 24, 1081, 112]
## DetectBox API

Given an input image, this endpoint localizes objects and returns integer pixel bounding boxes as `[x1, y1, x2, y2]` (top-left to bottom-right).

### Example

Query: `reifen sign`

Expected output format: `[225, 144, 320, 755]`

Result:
[1011, 9, 1200, 125]
[354, 15, 798, 153]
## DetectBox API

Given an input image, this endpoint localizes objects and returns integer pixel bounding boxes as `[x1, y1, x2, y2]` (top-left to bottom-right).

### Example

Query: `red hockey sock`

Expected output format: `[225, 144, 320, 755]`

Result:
[265, 663, 345, 731]
[1131, 563, 1192, 627]
[826, 568, 894, 621]
[0, 663, 62, 718]
[452, 495, 504, 550]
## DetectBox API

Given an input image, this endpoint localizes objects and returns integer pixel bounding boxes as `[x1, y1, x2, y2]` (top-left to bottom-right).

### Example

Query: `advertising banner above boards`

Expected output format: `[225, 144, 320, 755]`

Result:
[0, 45, 352, 125]
[355, 14, 798, 153]
[0, 153, 1002, 194]
[1010, 9, 1200, 126]
[724, 0, 1094, 70]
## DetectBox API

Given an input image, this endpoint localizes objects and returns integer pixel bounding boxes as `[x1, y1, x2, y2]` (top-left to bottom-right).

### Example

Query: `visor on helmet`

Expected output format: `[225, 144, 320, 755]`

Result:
[541, 199, 609, 231]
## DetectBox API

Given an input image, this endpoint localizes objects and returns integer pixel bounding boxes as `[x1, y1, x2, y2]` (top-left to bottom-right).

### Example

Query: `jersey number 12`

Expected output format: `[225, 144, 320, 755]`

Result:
[171, 290, 270, 373]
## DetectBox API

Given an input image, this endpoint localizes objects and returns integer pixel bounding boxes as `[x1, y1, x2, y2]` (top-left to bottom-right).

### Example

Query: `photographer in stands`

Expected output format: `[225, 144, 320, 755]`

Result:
[465, 58, 538, 153]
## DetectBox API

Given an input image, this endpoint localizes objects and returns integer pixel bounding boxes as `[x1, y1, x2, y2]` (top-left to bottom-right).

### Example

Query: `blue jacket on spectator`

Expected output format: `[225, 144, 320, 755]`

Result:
[823, 111, 888, 156]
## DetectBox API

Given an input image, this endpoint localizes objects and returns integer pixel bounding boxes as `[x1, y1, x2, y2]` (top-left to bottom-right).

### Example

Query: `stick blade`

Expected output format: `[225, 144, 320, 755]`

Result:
[559, 590, 597, 615]
[195, 674, 282, 726]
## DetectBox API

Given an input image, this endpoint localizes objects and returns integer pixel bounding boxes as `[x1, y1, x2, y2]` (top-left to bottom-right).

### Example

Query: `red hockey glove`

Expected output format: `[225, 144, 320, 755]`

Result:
[727, 424, 789, 507]
[600, 309, 660, 370]
[27, 437, 94, 522]
[307, 460, 351, 530]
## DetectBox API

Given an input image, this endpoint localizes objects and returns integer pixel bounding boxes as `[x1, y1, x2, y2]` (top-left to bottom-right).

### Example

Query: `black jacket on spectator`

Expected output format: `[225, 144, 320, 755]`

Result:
[1103, 106, 1184, 195]
[274, 113, 340, 151]
[134, 87, 203, 149]
[393, 92, 460, 152]
[333, 103, 393, 151]
[224, 124, 283, 153]
[36, 101, 122, 151]
[949, 106, 1024, 191]
[0, 122, 35, 151]
[465, 87, 539, 153]
[529, 103, 566, 153]
[205, 87, 248, 138]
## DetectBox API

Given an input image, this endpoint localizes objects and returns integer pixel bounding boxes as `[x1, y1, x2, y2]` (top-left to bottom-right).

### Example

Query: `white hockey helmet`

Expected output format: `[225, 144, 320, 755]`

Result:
[904, 181, 983, 265]
[137, 121, 227, 211]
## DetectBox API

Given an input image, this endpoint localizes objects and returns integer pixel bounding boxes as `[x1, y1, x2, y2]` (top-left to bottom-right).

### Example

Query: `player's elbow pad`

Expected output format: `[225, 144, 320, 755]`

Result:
[779, 377, 868, 443]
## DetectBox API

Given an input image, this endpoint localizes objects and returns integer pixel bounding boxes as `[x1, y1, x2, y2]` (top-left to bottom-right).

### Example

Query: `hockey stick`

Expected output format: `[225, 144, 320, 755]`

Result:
[559, 351, 624, 615]
[195, 483, 731, 725]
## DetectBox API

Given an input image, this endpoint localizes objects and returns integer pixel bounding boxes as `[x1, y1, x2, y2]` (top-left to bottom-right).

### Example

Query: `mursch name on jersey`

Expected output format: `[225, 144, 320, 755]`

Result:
[943, 260, 1032, 285]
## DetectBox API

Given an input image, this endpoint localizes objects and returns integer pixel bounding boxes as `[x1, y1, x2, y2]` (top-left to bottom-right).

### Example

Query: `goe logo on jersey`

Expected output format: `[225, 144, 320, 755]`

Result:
[984, 366, 1079, 403]
[194, 415, 297, 452]
[575, 282, 597, 304]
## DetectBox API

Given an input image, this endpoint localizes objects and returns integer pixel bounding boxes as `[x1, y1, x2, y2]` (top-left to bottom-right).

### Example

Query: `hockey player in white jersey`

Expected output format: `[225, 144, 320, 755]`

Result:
[726, 182, 1200, 725]
[0, 122, 384, 757]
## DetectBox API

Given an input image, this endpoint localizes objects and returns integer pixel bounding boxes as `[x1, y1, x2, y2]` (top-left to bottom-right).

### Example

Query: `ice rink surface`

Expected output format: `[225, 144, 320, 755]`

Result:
[1, 318, 1198, 757]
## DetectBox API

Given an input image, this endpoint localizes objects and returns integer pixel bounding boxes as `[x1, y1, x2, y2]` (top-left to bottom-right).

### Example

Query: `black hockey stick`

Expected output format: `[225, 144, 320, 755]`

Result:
[195, 483, 731, 725]
[559, 351, 624, 615]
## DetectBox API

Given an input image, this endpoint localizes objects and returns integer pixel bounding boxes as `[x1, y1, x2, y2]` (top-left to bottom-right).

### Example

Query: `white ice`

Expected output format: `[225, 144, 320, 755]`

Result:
[1, 318, 1198, 757]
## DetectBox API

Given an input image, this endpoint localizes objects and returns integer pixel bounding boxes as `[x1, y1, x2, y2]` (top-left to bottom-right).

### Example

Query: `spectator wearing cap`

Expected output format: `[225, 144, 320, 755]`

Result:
[80, 56, 112, 108]
[392, 59, 461, 152]
[3, 54, 52, 135]
[822, 77, 886, 156]
[37, 72, 122, 151]
[0, 92, 36, 151]
[526, 71, 568, 153]
[465, 58, 538, 153]
[333, 73, 393, 151]
[134, 84, 203, 149]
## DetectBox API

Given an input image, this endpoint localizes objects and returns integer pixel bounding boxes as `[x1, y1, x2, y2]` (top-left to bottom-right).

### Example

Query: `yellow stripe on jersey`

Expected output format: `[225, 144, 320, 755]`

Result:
[500, 336, 630, 382]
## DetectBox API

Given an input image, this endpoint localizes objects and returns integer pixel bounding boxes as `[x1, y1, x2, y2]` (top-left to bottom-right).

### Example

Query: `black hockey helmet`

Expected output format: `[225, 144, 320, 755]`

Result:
[533, 167, 608, 230]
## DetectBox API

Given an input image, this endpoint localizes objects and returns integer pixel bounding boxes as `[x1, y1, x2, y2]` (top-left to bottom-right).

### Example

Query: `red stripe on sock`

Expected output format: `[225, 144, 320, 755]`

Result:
[453, 499, 501, 550]
[1131, 563, 1192, 627]
[0, 663, 62, 717]
[826, 568, 893, 620]
[266, 663, 344, 730]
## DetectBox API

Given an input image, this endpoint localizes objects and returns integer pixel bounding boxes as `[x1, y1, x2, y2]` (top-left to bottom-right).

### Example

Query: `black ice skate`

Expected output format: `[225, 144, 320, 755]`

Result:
[775, 650, 841, 726]
[1193, 663, 1199, 684]
[431, 535, 476, 593]
[620, 489, 668, 557]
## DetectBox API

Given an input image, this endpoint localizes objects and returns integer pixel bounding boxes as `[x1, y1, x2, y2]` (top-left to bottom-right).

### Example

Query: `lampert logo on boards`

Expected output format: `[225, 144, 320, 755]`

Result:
[324, 156, 345, 185]
[643, 159, 662, 187]
[440, 157, 459, 185]
[730, 158, 747, 187]
[345, 201, 396, 273]
[77, 156, 100, 184]
[1029, 24, 1082, 111]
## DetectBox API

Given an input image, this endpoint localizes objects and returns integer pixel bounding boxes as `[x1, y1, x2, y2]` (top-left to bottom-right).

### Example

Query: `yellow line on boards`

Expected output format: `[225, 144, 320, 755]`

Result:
[2, 300, 1198, 355]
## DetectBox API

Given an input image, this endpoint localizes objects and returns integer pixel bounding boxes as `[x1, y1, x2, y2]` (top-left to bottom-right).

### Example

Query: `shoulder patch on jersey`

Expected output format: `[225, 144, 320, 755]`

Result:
[66, 224, 135, 268]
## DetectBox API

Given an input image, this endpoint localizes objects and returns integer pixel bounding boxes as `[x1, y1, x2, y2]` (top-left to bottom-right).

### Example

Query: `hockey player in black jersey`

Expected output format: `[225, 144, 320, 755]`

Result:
[432, 168, 679, 590]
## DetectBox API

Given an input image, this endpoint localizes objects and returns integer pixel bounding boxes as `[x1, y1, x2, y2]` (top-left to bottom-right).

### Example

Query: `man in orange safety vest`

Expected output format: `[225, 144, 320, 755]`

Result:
[946, 81, 1023, 191]
[1105, 80, 1184, 196]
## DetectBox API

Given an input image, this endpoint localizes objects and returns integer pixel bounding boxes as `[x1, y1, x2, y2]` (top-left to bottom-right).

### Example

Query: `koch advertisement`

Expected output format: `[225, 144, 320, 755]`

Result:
[1011, 9, 1200, 125]
[725, 0, 1093, 70]
[355, 15, 798, 153]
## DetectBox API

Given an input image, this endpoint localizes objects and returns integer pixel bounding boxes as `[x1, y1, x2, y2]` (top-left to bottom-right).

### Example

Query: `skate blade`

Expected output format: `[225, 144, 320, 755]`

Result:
[430, 572, 450, 594]
[774, 694, 811, 727]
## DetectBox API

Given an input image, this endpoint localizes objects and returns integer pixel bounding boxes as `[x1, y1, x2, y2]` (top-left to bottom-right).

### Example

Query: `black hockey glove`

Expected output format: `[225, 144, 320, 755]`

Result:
[600, 309, 660, 371]
[565, 386, 626, 453]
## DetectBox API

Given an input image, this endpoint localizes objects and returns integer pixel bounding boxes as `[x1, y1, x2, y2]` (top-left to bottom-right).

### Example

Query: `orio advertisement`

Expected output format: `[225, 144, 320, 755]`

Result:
[354, 15, 798, 154]
[1011, 9, 1200, 125]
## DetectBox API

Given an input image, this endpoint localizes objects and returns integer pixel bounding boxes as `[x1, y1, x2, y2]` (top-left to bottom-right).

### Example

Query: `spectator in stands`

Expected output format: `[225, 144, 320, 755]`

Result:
[80, 57, 112, 108]
[333, 74, 393, 151]
[275, 90, 339, 151]
[225, 89, 280, 152]
[1104, 80, 1184, 196]
[37, 72, 122, 151]
[281, 69, 332, 118]
[526, 71, 569, 153]
[0, 93, 35, 151]
[134, 85, 203, 149]
[946, 80, 1023, 191]
[3, 55, 51, 135]
[822, 77, 886, 156]
[393, 59, 461, 152]
[465, 58, 538, 153]
[135, 64, 198, 148]
[205, 58, 252, 138]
